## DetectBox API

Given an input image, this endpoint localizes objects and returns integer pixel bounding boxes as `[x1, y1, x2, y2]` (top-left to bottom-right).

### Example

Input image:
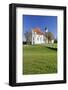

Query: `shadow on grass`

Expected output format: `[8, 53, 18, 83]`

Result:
[46, 47, 57, 51]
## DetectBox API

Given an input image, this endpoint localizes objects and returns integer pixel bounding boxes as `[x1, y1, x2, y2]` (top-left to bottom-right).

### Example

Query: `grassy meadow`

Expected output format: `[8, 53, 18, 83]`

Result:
[23, 44, 57, 75]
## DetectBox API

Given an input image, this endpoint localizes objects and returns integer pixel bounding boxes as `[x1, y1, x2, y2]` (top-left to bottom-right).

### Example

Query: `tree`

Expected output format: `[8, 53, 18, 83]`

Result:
[54, 39, 57, 43]
[45, 32, 54, 43]
[25, 32, 32, 44]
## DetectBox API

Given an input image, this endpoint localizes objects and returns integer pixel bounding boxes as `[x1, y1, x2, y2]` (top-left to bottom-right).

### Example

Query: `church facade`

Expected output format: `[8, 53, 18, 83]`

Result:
[32, 28, 46, 44]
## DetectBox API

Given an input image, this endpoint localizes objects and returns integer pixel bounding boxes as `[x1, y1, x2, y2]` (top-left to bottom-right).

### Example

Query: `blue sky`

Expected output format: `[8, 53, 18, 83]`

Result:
[23, 15, 57, 39]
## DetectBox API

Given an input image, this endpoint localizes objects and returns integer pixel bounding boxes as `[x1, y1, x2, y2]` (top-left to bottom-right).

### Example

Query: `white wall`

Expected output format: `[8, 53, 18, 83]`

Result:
[0, 0, 68, 90]
[35, 35, 45, 44]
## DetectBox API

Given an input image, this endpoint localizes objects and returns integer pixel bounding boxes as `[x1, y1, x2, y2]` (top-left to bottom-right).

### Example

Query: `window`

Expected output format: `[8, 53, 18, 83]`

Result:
[33, 37, 34, 40]
[37, 37, 39, 41]
[40, 37, 41, 41]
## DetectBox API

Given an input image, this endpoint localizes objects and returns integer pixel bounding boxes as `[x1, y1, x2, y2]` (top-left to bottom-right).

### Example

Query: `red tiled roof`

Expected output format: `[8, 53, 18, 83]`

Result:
[32, 27, 44, 35]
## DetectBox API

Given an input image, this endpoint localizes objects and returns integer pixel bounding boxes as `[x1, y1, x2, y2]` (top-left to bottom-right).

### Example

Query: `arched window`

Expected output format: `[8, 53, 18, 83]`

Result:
[37, 37, 39, 41]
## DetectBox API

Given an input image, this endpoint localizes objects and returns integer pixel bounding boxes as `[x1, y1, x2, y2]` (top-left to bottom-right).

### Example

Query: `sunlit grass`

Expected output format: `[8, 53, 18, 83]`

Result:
[23, 45, 57, 75]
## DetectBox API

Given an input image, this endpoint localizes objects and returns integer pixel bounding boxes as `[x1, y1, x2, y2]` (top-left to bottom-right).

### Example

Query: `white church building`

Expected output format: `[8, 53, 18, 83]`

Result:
[32, 28, 45, 44]
[24, 27, 54, 45]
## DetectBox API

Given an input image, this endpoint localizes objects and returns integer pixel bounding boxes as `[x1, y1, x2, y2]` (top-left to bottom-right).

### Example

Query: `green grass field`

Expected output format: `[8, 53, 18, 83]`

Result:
[23, 44, 57, 75]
